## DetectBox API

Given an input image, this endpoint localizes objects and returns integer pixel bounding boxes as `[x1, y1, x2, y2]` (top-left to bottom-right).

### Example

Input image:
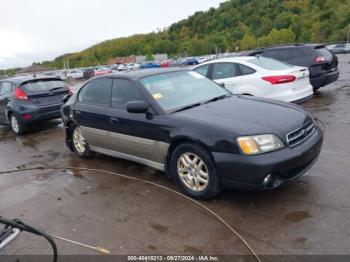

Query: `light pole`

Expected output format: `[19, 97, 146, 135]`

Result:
[347, 24, 350, 46]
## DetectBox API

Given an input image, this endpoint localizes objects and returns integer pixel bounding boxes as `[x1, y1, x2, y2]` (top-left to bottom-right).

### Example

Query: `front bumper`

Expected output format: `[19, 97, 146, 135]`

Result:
[213, 127, 323, 189]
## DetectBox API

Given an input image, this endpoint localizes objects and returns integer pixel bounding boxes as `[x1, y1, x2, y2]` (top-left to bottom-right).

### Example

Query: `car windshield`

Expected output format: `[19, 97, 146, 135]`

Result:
[140, 71, 230, 112]
[250, 57, 293, 70]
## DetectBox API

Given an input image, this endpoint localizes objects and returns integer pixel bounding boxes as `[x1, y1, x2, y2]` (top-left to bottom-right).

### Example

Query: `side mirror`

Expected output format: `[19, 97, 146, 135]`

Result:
[126, 101, 149, 114]
[63, 94, 72, 103]
[218, 82, 225, 88]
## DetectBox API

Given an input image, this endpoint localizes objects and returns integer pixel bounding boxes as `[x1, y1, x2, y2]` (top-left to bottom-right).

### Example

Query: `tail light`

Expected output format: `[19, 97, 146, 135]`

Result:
[261, 75, 296, 85]
[315, 56, 325, 63]
[15, 87, 28, 100]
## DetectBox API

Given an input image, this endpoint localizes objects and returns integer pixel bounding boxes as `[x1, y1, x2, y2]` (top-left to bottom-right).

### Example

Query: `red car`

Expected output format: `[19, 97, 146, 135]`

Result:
[160, 60, 172, 68]
[94, 66, 112, 76]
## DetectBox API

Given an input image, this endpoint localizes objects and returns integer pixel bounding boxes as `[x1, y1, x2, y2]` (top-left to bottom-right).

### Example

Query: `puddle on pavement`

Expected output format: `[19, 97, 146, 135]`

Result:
[304, 91, 335, 112]
[285, 211, 312, 223]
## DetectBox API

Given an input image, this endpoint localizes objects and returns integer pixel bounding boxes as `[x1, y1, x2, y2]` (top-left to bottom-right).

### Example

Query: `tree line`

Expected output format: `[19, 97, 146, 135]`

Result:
[3, 0, 350, 71]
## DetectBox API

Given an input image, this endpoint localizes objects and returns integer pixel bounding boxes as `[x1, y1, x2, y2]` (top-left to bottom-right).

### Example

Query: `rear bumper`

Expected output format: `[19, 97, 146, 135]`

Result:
[268, 84, 314, 104]
[213, 127, 323, 190]
[310, 70, 339, 89]
[291, 94, 313, 104]
[13, 104, 62, 124]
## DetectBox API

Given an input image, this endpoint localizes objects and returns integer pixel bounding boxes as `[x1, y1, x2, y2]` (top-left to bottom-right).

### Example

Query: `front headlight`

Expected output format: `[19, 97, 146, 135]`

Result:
[237, 134, 284, 155]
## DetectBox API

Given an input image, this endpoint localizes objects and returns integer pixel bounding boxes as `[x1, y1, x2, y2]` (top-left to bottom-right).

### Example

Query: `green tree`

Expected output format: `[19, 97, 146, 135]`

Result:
[145, 53, 155, 61]
[240, 34, 257, 50]
[9, 0, 350, 70]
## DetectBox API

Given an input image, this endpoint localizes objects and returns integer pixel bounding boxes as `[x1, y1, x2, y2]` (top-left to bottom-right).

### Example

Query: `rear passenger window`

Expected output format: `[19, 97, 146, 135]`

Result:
[212, 63, 238, 80]
[238, 64, 256, 75]
[263, 50, 289, 61]
[79, 78, 113, 107]
[193, 65, 209, 77]
[112, 79, 145, 110]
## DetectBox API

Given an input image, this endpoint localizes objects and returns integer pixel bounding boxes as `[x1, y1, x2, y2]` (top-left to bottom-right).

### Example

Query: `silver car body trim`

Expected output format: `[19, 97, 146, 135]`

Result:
[81, 126, 169, 171]
[89, 145, 165, 171]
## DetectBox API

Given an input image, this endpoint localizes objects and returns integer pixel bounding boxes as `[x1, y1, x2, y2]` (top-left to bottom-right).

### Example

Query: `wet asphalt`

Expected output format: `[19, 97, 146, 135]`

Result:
[0, 54, 350, 257]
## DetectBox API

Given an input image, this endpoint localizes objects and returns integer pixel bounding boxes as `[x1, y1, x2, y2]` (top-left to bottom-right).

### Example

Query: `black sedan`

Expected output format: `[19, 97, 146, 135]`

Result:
[61, 68, 323, 199]
[0, 76, 71, 135]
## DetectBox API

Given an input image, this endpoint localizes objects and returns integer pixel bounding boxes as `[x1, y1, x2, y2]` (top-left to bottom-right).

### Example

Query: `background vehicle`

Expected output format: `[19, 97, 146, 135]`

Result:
[0, 76, 70, 135]
[83, 68, 95, 79]
[193, 56, 313, 103]
[197, 56, 213, 64]
[160, 60, 172, 68]
[140, 61, 161, 69]
[326, 43, 350, 54]
[94, 66, 112, 76]
[182, 57, 199, 66]
[119, 63, 140, 71]
[61, 68, 322, 199]
[249, 44, 339, 91]
[67, 69, 84, 80]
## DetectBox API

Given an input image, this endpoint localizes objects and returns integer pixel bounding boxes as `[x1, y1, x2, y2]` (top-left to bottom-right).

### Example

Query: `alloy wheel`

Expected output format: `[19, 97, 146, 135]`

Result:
[73, 127, 86, 153]
[11, 115, 20, 134]
[177, 153, 209, 192]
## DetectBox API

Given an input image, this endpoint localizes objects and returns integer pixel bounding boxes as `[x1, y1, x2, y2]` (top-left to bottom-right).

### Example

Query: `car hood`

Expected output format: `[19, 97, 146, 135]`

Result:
[173, 96, 312, 141]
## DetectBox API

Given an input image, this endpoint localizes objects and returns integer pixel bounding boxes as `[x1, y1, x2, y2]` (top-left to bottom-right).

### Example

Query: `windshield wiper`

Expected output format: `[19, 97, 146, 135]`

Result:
[49, 87, 64, 92]
[203, 94, 231, 105]
[172, 103, 202, 113]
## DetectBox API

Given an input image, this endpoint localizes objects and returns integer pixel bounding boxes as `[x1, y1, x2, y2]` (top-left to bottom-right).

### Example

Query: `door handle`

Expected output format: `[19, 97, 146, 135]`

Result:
[75, 111, 82, 115]
[111, 117, 119, 123]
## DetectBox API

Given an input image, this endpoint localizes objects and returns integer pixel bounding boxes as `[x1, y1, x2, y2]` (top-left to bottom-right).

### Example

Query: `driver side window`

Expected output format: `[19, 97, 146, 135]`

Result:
[112, 79, 146, 110]
[78, 78, 113, 107]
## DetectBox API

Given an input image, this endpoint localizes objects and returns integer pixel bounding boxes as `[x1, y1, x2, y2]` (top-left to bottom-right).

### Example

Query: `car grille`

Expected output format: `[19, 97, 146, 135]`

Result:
[287, 121, 315, 147]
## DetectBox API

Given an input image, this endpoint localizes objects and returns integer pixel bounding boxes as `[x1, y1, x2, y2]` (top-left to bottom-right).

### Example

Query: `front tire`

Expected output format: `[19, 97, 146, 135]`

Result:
[71, 125, 94, 158]
[170, 143, 221, 200]
[10, 114, 25, 135]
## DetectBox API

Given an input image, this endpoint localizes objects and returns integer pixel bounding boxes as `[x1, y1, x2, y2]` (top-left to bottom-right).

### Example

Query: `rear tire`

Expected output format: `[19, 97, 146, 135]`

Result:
[170, 143, 221, 200]
[71, 124, 94, 159]
[9, 114, 25, 136]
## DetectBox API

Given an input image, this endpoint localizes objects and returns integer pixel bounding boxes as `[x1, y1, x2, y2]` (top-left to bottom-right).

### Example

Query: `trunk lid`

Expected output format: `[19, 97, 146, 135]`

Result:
[309, 46, 338, 76]
[268, 66, 310, 91]
[20, 78, 69, 106]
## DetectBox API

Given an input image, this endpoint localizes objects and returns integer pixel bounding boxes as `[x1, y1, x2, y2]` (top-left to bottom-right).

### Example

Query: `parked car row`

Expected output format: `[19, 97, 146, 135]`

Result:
[1, 43, 339, 199]
[0, 65, 325, 199]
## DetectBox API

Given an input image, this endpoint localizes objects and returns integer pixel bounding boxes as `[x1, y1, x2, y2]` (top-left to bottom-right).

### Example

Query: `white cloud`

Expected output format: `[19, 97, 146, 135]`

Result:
[0, 0, 223, 69]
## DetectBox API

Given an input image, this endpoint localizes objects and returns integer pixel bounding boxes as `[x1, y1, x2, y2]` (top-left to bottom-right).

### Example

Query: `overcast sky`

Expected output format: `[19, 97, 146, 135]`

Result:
[0, 0, 223, 69]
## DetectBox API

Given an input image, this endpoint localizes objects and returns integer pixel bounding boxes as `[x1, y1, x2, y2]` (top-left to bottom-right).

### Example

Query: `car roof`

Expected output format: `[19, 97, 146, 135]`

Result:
[251, 43, 325, 53]
[96, 67, 188, 81]
[195, 56, 255, 65]
[1, 75, 61, 86]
